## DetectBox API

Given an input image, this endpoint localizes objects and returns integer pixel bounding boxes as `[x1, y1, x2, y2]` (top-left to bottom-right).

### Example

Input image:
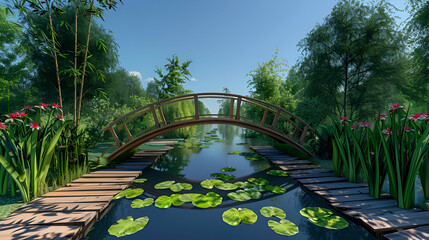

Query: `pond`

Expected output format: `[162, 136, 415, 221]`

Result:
[85, 124, 377, 240]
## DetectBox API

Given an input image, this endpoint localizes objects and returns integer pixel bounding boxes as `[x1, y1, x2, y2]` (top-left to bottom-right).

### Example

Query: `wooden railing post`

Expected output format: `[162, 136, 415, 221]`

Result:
[123, 124, 133, 140]
[260, 108, 268, 126]
[194, 95, 199, 120]
[108, 127, 121, 146]
[158, 107, 167, 126]
[270, 109, 280, 130]
[229, 99, 235, 119]
[235, 97, 242, 120]
[299, 125, 309, 144]
[150, 105, 160, 128]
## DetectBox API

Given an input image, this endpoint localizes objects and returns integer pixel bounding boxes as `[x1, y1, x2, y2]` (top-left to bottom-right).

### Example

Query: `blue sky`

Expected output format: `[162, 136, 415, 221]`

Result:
[102, 0, 407, 110]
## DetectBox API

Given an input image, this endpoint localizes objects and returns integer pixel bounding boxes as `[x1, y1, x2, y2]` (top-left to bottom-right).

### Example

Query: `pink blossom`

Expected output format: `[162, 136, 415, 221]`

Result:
[351, 125, 356, 129]
[22, 105, 35, 112]
[17, 112, 27, 117]
[389, 103, 406, 113]
[424, 112, 429, 121]
[340, 116, 349, 125]
[52, 103, 60, 109]
[0, 122, 7, 129]
[55, 115, 65, 122]
[40, 103, 49, 107]
[404, 127, 414, 133]
[379, 112, 387, 120]
[382, 128, 393, 135]
[409, 113, 426, 122]
[27, 121, 41, 131]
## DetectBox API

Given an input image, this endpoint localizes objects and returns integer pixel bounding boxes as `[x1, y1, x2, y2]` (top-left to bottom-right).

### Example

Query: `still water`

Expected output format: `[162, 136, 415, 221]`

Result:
[85, 125, 377, 240]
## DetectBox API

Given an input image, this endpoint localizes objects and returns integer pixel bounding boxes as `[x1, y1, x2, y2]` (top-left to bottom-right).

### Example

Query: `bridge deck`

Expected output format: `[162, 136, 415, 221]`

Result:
[250, 146, 429, 239]
[0, 142, 174, 240]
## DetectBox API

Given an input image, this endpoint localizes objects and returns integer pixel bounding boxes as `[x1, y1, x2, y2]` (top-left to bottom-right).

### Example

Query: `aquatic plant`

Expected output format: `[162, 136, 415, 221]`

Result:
[108, 216, 149, 237]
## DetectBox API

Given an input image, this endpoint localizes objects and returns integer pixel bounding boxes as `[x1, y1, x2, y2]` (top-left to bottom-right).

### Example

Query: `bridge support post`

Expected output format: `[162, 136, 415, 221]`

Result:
[150, 105, 160, 128]
[194, 95, 199, 119]
[235, 97, 242, 120]
[270, 109, 280, 130]
[229, 99, 234, 119]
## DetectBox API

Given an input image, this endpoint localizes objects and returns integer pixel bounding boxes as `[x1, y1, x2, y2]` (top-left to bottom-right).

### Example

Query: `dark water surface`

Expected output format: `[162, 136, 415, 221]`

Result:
[85, 125, 377, 240]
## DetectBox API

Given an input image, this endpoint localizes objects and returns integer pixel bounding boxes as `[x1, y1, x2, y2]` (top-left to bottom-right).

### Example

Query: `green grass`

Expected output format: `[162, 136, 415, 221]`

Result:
[0, 196, 24, 220]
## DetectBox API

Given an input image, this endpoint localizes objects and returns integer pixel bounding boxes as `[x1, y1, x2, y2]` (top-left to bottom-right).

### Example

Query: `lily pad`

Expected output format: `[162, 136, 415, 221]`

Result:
[215, 140, 227, 142]
[268, 219, 299, 236]
[234, 181, 254, 189]
[227, 190, 252, 201]
[170, 183, 193, 192]
[300, 207, 333, 219]
[265, 185, 286, 194]
[222, 208, 241, 226]
[114, 188, 144, 200]
[133, 178, 148, 183]
[260, 206, 286, 219]
[221, 167, 236, 172]
[238, 208, 258, 224]
[307, 215, 349, 230]
[205, 142, 213, 145]
[201, 179, 214, 189]
[154, 196, 172, 209]
[248, 177, 269, 185]
[246, 156, 264, 161]
[170, 194, 185, 206]
[266, 170, 288, 177]
[228, 151, 240, 155]
[178, 193, 199, 202]
[214, 182, 238, 191]
[154, 181, 175, 190]
[108, 216, 149, 237]
[191, 192, 222, 208]
[243, 189, 262, 199]
[131, 198, 154, 208]
[211, 173, 235, 181]
[199, 145, 209, 148]
[210, 179, 224, 185]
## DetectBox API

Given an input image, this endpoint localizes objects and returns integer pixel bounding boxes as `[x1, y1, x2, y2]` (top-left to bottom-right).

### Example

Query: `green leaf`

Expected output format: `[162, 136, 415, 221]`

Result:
[154, 195, 172, 209]
[238, 208, 258, 224]
[214, 182, 238, 191]
[178, 193, 199, 202]
[133, 178, 147, 183]
[227, 190, 252, 201]
[243, 189, 262, 199]
[131, 198, 154, 208]
[234, 181, 254, 189]
[236, 143, 248, 145]
[108, 216, 149, 237]
[191, 192, 222, 208]
[215, 140, 227, 142]
[260, 206, 286, 219]
[210, 173, 235, 181]
[154, 180, 175, 189]
[221, 167, 236, 172]
[265, 185, 286, 194]
[114, 188, 144, 200]
[300, 207, 333, 219]
[200, 179, 214, 189]
[170, 183, 193, 192]
[266, 170, 288, 176]
[308, 215, 349, 230]
[228, 151, 240, 154]
[247, 177, 269, 185]
[170, 194, 185, 206]
[222, 208, 241, 226]
[268, 219, 299, 236]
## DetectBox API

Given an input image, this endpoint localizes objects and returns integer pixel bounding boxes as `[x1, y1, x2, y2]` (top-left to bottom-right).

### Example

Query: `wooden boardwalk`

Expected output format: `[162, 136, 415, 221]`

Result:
[0, 142, 174, 240]
[251, 146, 429, 239]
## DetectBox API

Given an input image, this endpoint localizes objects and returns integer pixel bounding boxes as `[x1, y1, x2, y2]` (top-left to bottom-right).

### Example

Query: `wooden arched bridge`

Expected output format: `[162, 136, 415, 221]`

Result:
[101, 93, 314, 160]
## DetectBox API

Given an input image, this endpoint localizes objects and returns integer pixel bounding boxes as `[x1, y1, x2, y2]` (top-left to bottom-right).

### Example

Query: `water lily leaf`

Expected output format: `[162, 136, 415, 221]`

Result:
[222, 208, 241, 226]
[228, 151, 240, 155]
[215, 140, 226, 142]
[236, 143, 248, 145]
[248, 177, 269, 185]
[260, 206, 286, 219]
[114, 188, 144, 200]
[308, 215, 349, 230]
[265, 185, 286, 194]
[205, 142, 213, 145]
[154, 196, 172, 209]
[199, 145, 209, 148]
[178, 193, 199, 202]
[108, 216, 149, 237]
[154, 181, 175, 189]
[192, 192, 222, 208]
[243, 189, 262, 199]
[221, 167, 236, 172]
[210, 179, 224, 185]
[170, 183, 193, 192]
[246, 156, 264, 161]
[234, 181, 254, 189]
[131, 198, 154, 208]
[266, 170, 288, 176]
[201, 179, 214, 189]
[170, 194, 185, 206]
[238, 208, 258, 224]
[268, 219, 299, 236]
[211, 173, 235, 181]
[214, 182, 238, 191]
[133, 178, 147, 183]
[227, 190, 252, 201]
[300, 207, 333, 219]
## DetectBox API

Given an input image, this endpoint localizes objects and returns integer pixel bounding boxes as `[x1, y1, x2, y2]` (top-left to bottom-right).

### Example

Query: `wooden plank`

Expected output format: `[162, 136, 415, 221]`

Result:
[315, 187, 370, 196]
[30, 196, 112, 204]
[323, 194, 391, 203]
[289, 172, 336, 179]
[287, 168, 332, 175]
[72, 177, 134, 183]
[114, 165, 148, 170]
[56, 185, 127, 191]
[0, 211, 97, 226]
[359, 211, 429, 232]
[83, 172, 140, 178]
[42, 190, 121, 197]
[343, 206, 422, 218]
[91, 170, 141, 174]
[279, 165, 319, 171]
[15, 203, 109, 214]
[384, 225, 429, 240]
[270, 160, 312, 165]
[331, 199, 398, 210]
[116, 162, 151, 166]
[66, 183, 129, 187]
[304, 181, 367, 191]
[0, 224, 81, 240]
[298, 177, 348, 184]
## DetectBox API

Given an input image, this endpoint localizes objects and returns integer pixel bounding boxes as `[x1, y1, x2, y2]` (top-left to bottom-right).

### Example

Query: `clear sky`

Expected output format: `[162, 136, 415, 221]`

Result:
[101, 0, 407, 110]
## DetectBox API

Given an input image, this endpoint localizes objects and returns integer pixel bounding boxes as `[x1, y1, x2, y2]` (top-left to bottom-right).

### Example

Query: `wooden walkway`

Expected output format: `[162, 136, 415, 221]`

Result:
[0, 142, 174, 240]
[251, 146, 429, 239]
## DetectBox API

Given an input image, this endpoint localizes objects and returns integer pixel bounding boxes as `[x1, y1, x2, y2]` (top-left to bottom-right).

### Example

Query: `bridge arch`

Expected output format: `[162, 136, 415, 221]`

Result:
[101, 93, 314, 160]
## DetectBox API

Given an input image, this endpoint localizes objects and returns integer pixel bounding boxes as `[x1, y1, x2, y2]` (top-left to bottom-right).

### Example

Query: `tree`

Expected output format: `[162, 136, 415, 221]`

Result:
[104, 68, 145, 105]
[298, 0, 405, 120]
[153, 55, 192, 100]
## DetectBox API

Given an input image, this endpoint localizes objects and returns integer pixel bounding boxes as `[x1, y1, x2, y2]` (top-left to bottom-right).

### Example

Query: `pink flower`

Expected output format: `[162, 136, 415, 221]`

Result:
[22, 105, 35, 112]
[389, 103, 406, 113]
[27, 121, 41, 131]
[0, 122, 7, 129]
[382, 128, 393, 135]
[362, 122, 373, 128]
[52, 103, 60, 109]
[17, 112, 27, 117]
[7, 113, 17, 119]
[404, 127, 414, 133]
[379, 112, 387, 120]
[35, 102, 49, 110]
[55, 115, 65, 122]
[340, 116, 349, 125]
[409, 113, 426, 122]
[351, 125, 356, 129]
[424, 112, 429, 121]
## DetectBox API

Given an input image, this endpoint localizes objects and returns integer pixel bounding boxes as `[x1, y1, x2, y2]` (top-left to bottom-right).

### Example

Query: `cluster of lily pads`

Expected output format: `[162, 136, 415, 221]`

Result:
[300, 207, 349, 230]
[227, 151, 266, 161]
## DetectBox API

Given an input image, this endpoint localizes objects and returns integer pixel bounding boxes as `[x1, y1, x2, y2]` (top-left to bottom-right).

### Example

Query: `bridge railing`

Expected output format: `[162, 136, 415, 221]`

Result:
[101, 93, 314, 156]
